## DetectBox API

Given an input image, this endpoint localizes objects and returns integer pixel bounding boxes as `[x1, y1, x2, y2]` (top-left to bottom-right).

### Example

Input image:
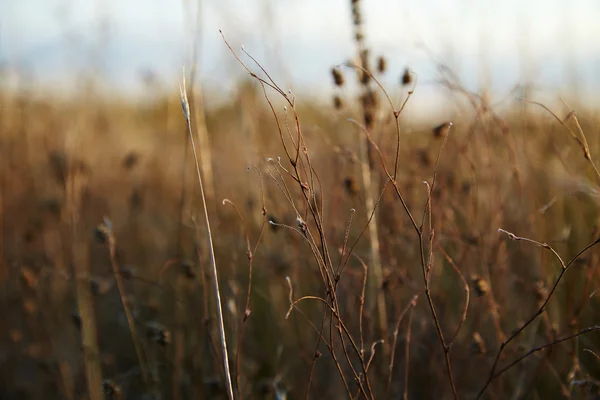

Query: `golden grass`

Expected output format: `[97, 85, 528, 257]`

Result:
[1, 59, 600, 400]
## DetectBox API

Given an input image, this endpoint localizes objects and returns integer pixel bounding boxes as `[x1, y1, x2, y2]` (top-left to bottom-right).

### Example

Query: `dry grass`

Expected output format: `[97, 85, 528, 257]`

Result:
[2, 23, 600, 400]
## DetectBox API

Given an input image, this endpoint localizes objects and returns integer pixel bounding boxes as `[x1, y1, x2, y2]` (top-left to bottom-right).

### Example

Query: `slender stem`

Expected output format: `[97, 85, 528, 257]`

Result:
[180, 77, 234, 400]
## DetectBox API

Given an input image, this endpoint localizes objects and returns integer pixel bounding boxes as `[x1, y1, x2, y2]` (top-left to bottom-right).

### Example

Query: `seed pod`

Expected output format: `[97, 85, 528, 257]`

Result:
[401, 68, 412, 85]
[433, 122, 452, 139]
[344, 177, 359, 196]
[333, 95, 343, 110]
[103, 380, 122, 398]
[377, 56, 387, 73]
[472, 276, 488, 297]
[331, 67, 344, 87]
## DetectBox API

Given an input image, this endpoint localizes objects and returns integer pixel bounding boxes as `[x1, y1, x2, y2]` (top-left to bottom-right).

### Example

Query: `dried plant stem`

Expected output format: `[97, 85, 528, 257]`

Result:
[526, 100, 600, 184]
[434, 241, 470, 345]
[494, 326, 600, 380]
[386, 294, 419, 399]
[105, 227, 151, 390]
[357, 129, 388, 339]
[66, 168, 103, 400]
[476, 232, 600, 398]
[403, 302, 416, 400]
[183, 0, 215, 204]
[351, 0, 388, 342]
[348, 85, 458, 398]
[190, 79, 216, 203]
[223, 173, 267, 399]
[179, 75, 234, 400]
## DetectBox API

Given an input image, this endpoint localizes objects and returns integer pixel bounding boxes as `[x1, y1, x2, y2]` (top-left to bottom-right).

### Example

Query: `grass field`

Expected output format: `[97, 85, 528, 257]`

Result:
[2, 4, 600, 400]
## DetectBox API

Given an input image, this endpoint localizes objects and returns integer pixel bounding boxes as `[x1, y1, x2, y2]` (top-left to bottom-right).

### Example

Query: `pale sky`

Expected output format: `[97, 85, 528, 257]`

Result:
[1, 0, 599, 105]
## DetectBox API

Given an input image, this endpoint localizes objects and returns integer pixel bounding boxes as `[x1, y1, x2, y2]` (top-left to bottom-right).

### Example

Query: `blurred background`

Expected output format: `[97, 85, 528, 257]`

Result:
[3, 0, 600, 109]
[2, 1, 600, 399]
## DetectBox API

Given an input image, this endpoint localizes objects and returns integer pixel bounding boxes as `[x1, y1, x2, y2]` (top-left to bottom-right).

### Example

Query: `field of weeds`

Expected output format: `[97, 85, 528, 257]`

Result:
[2, 3, 600, 400]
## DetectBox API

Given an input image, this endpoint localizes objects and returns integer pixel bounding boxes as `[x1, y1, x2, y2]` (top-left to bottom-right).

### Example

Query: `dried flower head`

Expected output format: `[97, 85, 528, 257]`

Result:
[103, 379, 122, 398]
[344, 177, 359, 196]
[433, 122, 452, 139]
[377, 56, 387, 73]
[331, 67, 344, 87]
[146, 321, 171, 347]
[360, 90, 378, 109]
[122, 151, 140, 170]
[181, 261, 196, 279]
[333, 95, 343, 110]
[472, 275, 488, 297]
[355, 29, 364, 42]
[363, 110, 374, 127]
[296, 216, 308, 237]
[401, 68, 412, 85]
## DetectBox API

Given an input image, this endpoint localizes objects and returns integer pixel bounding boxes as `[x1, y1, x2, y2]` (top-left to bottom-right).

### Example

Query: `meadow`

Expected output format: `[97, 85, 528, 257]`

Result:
[2, 5, 600, 400]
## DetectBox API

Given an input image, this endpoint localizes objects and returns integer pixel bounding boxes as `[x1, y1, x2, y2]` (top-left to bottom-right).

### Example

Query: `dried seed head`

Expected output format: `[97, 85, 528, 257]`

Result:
[351, 2, 362, 26]
[333, 95, 343, 110]
[181, 261, 196, 279]
[401, 68, 412, 85]
[472, 276, 488, 297]
[363, 110, 374, 127]
[344, 177, 359, 196]
[360, 90, 378, 109]
[355, 29, 364, 42]
[359, 50, 371, 84]
[433, 122, 452, 139]
[146, 321, 171, 347]
[377, 56, 387, 73]
[122, 151, 140, 170]
[331, 67, 344, 86]
[103, 380, 122, 398]
[296, 216, 308, 237]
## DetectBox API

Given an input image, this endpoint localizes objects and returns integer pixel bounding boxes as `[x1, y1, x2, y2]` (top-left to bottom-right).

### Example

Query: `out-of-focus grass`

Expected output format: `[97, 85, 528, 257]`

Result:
[1, 74, 600, 399]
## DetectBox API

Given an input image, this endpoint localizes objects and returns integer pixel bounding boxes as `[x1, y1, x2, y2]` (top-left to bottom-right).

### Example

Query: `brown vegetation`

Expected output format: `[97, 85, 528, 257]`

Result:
[1, 6, 600, 400]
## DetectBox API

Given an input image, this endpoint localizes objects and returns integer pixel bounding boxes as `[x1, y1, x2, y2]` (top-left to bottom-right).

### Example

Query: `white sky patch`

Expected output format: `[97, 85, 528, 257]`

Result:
[1, 0, 599, 105]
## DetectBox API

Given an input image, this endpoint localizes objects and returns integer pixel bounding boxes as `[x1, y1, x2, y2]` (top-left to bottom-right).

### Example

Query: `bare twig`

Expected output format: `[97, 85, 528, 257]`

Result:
[477, 234, 600, 398]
